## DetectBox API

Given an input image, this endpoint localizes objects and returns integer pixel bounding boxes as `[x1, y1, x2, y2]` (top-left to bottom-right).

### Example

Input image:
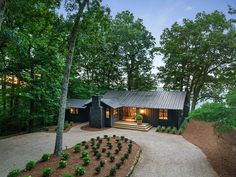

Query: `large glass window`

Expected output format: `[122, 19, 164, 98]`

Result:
[70, 108, 79, 114]
[159, 109, 168, 120]
[106, 109, 110, 119]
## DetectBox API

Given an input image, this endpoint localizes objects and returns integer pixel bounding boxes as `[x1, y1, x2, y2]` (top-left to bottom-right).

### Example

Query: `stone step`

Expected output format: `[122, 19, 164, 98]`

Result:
[112, 121, 152, 132]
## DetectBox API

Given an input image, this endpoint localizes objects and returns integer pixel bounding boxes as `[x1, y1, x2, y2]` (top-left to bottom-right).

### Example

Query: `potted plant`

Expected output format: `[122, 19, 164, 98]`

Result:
[135, 114, 143, 125]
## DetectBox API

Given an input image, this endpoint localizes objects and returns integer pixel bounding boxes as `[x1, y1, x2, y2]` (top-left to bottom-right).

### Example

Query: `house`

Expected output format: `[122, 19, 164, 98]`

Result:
[66, 91, 189, 129]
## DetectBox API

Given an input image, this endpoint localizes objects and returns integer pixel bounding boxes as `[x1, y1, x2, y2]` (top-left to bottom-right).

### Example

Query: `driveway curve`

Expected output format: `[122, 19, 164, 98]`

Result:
[0, 123, 218, 177]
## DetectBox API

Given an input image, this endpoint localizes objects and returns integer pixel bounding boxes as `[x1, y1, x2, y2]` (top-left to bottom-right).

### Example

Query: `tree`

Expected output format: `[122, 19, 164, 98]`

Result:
[0, 0, 6, 31]
[54, 0, 90, 156]
[158, 11, 236, 110]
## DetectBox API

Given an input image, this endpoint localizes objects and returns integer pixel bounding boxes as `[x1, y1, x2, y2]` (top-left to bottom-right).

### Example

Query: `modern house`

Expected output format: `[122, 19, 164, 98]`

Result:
[66, 91, 189, 130]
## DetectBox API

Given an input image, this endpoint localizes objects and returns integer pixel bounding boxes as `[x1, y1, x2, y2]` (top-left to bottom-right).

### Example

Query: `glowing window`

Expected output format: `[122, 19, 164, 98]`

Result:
[159, 109, 168, 120]
[106, 109, 110, 119]
[70, 108, 79, 114]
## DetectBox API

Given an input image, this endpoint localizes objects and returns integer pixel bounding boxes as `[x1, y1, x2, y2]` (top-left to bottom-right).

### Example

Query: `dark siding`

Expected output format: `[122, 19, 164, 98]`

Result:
[103, 105, 112, 127]
[65, 108, 89, 122]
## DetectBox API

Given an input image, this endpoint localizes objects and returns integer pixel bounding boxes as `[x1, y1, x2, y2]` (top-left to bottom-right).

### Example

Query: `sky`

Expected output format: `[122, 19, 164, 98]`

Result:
[101, 0, 236, 71]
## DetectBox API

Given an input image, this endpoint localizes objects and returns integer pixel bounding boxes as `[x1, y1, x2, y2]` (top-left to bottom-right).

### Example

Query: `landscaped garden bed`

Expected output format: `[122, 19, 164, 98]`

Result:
[9, 135, 141, 177]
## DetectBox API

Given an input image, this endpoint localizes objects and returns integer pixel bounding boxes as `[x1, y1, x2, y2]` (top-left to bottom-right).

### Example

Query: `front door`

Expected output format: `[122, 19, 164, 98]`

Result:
[122, 107, 136, 121]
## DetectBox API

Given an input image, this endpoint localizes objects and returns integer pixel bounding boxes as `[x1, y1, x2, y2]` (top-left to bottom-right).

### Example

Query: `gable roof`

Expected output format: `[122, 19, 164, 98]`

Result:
[66, 99, 89, 108]
[67, 91, 187, 110]
[102, 91, 186, 110]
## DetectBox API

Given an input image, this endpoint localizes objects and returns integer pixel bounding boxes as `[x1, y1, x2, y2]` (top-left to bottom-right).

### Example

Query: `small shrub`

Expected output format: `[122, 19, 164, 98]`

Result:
[110, 155, 115, 162]
[113, 135, 116, 138]
[96, 136, 100, 140]
[106, 151, 111, 157]
[81, 141, 86, 146]
[42, 167, 52, 177]
[115, 162, 121, 169]
[81, 150, 89, 158]
[62, 152, 70, 160]
[75, 166, 85, 175]
[23, 175, 32, 177]
[104, 135, 108, 138]
[7, 169, 20, 177]
[41, 154, 50, 162]
[98, 139, 102, 143]
[129, 140, 133, 144]
[92, 146, 97, 151]
[83, 156, 91, 166]
[120, 156, 125, 163]
[106, 137, 110, 142]
[166, 126, 172, 133]
[135, 114, 143, 121]
[102, 148, 106, 153]
[124, 153, 129, 159]
[93, 150, 98, 156]
[90, 138, 95, 142]
[128, 148, 132, 154]
[25, 161, 36, 170]
[178, 128, 184, 135]
[59, 160, 67, 168]
[124, 138, 128, 142]
[128, 144, 132, 148]
[96, 152, 101, 160]
[115, 148, 119, 154]
[74, 144, 81, 153]
[171, 127, 177, 134]
[85, 144, 89, 149]
[156, 125, 161, 132]
[107, 143, 113, 149]
[110, 168, 116, 176]
[121, 136, 124, 140]
[161, 126, 166, 132]
[96, 143, 101, 148]
[100, 160, 105, 167]
[64, 173, 74, 177]
[64, 121, 69, 130]
[90, 141, 95, 146]
[115, 139, 119, 143]
[95, 165, 101, 174]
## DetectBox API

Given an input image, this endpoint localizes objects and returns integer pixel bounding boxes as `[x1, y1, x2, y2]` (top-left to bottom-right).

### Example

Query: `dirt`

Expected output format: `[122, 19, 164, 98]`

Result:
[80, 124, 110, 131]
[19, 136, 140, 177]
[46, 123, 80, 133]
[183, 119, 236, 177]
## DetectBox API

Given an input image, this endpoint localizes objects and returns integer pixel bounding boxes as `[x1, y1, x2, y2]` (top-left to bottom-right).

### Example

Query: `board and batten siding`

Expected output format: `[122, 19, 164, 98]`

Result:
[65, 107, 89, 123]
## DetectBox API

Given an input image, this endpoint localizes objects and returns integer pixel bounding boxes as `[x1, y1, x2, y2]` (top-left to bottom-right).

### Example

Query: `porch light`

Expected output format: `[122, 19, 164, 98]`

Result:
[140, 109, 145, 114]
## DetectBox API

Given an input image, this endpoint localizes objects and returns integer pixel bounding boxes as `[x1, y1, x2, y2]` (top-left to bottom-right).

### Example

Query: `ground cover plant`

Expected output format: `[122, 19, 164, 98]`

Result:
[11, 136, 141, 177]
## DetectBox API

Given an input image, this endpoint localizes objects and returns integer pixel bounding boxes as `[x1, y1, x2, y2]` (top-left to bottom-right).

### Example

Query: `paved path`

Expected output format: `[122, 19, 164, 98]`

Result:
[0, 123, 218, 177]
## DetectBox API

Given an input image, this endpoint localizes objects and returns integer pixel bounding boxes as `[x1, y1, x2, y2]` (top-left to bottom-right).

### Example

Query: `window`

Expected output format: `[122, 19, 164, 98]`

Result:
[159, 109, 168, 120]
[70, 108, 79, 114]
[113, 109, 118, 117]
[106, 109, 110, 119]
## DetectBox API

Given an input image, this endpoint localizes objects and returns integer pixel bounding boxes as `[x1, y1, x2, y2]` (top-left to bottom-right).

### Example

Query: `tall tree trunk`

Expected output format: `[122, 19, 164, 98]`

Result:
[2, 74, 6, 111]
[28, 67, 34, 132]
[0, 0, 6, 31]
[191, 86, 201, 111]
[54, 0, 88, 156]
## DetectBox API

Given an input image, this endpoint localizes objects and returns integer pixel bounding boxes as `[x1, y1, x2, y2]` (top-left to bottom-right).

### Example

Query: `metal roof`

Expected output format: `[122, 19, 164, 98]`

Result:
[66, 99, 89, 108]
[102, 91, 186, 110]
[67, 91, 186, 110]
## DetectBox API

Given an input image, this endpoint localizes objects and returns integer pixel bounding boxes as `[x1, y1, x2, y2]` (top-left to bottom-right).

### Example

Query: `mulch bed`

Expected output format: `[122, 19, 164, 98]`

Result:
[80, 124, 110, 131]
[46, 123, 80, 133]
[18, 136, 141, 177]
[183, 119, 236, 177]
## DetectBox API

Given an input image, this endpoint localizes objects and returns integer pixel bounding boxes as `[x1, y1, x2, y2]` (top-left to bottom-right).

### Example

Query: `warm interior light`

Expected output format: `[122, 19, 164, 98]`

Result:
[140, 109, 145, 114]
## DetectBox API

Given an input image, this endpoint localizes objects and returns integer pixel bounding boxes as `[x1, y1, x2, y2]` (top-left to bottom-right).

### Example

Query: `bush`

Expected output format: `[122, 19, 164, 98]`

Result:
[102, 148, 106, 153]
[83, 156, 91, 166]
[171, 127, 177, 134]
[42, 167, 52, 177]
[90, 138, 95, 142]
[120, 136, 125, 140]
[85, 144, 89, 149]
[115, 148, 119, 154]
[128, 144, 132, 148]
[64, 173, 74, 177]
[98, 139, 102, 143]
[178, 128, 184, 135]
[41, 154, 50, 161]
[81, 150, 89, 158]
[93, 150, 98, 156]
[135, 114, 143, 121]
[129, 140, 133, 144]
[96, 143, 101, 148]
[59, 160, 67, 168]
[95, 165, 101, 174]
[124, 153, 129, 159]
[115, 162, 121, 169]
[156, 125, 161, 132]
[64, 121, 70, 130]
[165, 126, 172, 133]
[96, 136, 100, 140]
[62, 152, 70, 160]
[120, 156, 125, 163]
[106, 151, 111, 157]
[75, 166, 85, 175]
[100, 160, 105, 167]
[81, 141, 86, 146]
[161, 126, 166, 132]
[110, 155, 115, 162]
[26, 161, 36, 170]
[7, 169, 20, 177]
[110, 168, 116, 176]
[124, 138, 128, 142]
[128, 148, 132, 154]
[104, 135, 108, 138]
[113, 135, 116, 138]
[96, 152, 101, 160]
[74, 144, 81, 153]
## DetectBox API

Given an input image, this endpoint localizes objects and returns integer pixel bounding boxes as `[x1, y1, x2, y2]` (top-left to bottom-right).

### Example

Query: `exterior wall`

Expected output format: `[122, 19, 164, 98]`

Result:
[65, 108, 89, 122]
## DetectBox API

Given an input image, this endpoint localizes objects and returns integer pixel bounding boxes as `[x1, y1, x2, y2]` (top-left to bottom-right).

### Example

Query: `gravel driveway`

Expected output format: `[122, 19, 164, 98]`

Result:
[0, 123, 218, 177]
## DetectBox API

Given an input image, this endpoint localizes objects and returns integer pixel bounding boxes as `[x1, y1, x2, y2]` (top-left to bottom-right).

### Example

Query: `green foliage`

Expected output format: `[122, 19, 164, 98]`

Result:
[100, 160, 105, 167]
[102, 148, 106, 153]
[83, 156, 91, 166]
[42, 167, 52, 177]
[189, 102, 227, 122]
[135, 114, 143, 121]
[156, 125, 161, 132]
[75, 166, 85, 176]
[110, 167, 116, 176]
[41, 154, 50, 162]
[74, 144, 81, 153]
[115, 162, 121, 169]
[64, 173, 74, 177]
[96, 152, 101, 160]
[64, 121, 70, 130]
[25, 161, 36, 170]
[171, 127, 177, 134]
[7, 169, 20, 177]
[81, 150, 89, 158]
[165, 126, 172, 133]
[95, 165, 101, 174]
[110, 155, 115, 162]
[62, 152, 70, 160]
[106, 151, 111, 157]
[115, 148, 120, 154]
[59, 160, 67, 168]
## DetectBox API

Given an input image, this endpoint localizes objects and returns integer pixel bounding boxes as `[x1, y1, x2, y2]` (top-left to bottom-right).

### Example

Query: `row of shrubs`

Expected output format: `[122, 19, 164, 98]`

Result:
[156, 118, 189, 135]
[7, 135, 133, 177]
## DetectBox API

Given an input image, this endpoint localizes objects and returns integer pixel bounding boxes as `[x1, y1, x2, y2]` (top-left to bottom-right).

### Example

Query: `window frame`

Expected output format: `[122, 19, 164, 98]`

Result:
[105, 108, 110, 119]
[70, 108, 79, 115]
[159, 109, 168, 120]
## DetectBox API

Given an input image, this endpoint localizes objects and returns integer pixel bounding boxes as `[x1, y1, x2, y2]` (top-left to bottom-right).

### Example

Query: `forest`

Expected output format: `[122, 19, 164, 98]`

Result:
[0, 0, 236, 136]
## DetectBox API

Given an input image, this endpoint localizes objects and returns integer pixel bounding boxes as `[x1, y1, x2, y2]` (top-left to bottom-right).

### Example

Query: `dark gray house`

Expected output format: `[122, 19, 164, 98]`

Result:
[65, 91, 189, 129]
